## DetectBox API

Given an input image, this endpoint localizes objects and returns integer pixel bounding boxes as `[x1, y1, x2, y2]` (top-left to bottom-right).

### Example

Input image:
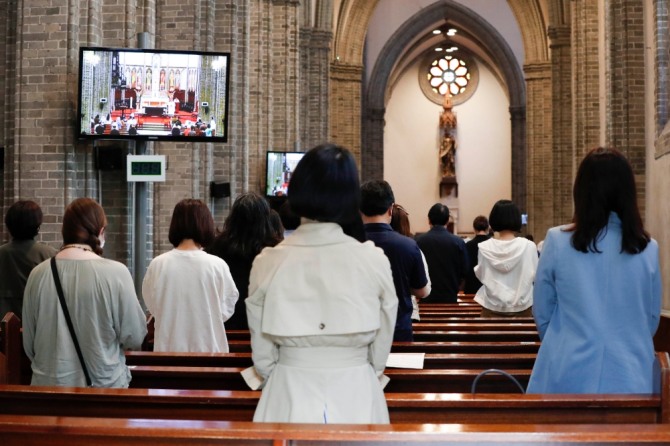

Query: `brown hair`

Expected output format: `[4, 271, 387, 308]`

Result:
[61, 198, 107, 255]
[168, 198, 215, 248]
[391, 203, 412, 237]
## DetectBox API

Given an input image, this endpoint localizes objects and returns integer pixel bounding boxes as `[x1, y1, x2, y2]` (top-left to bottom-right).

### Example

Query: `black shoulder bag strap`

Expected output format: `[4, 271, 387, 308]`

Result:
[50, 257, 92, 387]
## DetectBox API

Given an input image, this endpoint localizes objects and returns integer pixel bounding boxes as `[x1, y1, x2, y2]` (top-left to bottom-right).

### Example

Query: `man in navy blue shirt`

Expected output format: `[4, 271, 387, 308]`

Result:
[415, 203, 468, 303]
[360, 180, 430, 342]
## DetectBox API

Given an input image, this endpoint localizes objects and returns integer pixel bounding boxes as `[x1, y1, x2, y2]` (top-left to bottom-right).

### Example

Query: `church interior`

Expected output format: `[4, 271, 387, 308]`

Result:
[2, 0, 670, 442]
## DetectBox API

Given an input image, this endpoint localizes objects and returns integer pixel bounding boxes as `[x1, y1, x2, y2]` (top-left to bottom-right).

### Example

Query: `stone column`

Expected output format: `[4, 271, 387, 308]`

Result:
[524, 62, 553, 239]
[330, 62, 363, 163]
[549, 24, 573, 225]
[299, 28, 332, 149]
[605, 0, 647, 213]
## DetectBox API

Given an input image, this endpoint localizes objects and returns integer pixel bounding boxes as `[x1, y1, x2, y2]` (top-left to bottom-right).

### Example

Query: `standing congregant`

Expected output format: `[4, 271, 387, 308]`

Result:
[247, 144, 397, 423]
[0, 200, 57, 319]
[415, 203, 468, 303]
[528, 147, 661, 393]
[143, 199, 239, 352]
[361, 180, 430, 341]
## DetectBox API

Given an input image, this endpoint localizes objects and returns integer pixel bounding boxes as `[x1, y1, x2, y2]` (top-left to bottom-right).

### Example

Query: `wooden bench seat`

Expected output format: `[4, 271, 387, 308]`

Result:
[224, 340, 544, 354]
[0, 385, 666, 424]
[126, 365, 531, 392]
[416, 316, 534, 323]
[411, 330, 540, 343]
[2, 414, 670, 445]
[412, 322, 537, 331]
[125, 351, 537, 370]
[224, 329, 540, 343]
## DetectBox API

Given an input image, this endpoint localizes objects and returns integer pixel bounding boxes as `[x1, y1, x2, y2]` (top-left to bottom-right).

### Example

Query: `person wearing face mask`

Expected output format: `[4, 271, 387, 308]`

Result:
[22, 197, 147, 388]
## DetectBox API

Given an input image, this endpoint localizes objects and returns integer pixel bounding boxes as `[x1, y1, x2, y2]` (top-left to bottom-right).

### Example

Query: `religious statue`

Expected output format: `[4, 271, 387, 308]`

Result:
[439, 95, 457, 178]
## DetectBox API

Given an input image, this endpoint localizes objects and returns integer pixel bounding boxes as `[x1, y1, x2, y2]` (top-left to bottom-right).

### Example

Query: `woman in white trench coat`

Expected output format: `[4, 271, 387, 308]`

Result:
[246, 144, 398, 424]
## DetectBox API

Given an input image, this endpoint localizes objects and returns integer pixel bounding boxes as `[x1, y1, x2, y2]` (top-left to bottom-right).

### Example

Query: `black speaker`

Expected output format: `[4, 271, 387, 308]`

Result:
[0, 146, 4, 170]
[210, 182, 231, 199]
[95, 146, 124, 171]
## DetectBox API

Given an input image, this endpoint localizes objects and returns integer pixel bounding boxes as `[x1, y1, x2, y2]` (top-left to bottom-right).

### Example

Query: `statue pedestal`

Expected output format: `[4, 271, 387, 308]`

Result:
[440, 176, 458, 197]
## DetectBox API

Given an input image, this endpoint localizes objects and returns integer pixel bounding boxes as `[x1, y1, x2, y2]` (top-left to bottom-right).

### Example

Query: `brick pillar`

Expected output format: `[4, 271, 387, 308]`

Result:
[10, 1, 82, 244]
[571, 1, 601, 162]
[330, 62, 363, 163]
[271, 0, 301, 150]
[299, 28, 331, 149]
[361, 106, 384, 181]
[549, 25, 573, 225]
[524, 62, 553, 239]
[510, 105, 526, 217]
[0, 0, 18, 234]
[605, 0, 646, 214]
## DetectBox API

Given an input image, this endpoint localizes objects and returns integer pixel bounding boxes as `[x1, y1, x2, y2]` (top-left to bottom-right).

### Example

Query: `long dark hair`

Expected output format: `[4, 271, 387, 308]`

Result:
[214, 192, 282, 259]
[288, 143, 364, 241]
[569, 147, 649, 254]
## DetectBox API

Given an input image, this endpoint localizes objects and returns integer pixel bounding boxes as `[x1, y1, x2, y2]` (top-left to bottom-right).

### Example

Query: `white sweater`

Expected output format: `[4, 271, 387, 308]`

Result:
[473, 237, 538, 313]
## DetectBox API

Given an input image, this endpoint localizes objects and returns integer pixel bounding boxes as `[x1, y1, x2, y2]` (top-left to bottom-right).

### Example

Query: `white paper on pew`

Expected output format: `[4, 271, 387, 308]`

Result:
[385, 353, 425, 369]
[241, 366, 264, 390]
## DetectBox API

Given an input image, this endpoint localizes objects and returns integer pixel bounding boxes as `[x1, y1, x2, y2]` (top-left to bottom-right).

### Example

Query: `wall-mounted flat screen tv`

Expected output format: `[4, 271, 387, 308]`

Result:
[77, 47, 230, 142]
[265, 151, 305, 197]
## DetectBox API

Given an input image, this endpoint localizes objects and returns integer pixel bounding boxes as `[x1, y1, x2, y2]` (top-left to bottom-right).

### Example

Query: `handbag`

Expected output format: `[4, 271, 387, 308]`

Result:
[50, 257, 93, 387]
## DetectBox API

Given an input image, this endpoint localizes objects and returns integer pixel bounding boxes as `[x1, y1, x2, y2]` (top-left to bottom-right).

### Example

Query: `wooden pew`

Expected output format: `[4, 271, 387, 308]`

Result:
[413, 322, 537, 331]
[417, 316, 534, 323]
[224, 329, 540, 343]
[228, 340, 542, 354]
[125, 351, 537, 370]
[126, 365, 531, 393]
[3, 414, 670, 445]
[411, 330, 539, 343]
[0, 384, 666, 424]
[389, 341, 540, 354]
[0, 313, 25, 385]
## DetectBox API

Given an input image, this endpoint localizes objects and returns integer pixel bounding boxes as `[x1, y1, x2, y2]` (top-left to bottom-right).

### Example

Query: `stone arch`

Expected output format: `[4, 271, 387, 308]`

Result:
[362, 0, 526, 209]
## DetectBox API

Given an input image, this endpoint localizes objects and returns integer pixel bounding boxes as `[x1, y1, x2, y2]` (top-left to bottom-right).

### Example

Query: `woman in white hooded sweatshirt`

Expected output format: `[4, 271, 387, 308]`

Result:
[474, 200, 538, 317]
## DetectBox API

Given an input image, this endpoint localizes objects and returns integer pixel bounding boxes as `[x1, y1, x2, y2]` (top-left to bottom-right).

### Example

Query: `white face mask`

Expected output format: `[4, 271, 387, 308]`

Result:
[99, 232, 106, 249]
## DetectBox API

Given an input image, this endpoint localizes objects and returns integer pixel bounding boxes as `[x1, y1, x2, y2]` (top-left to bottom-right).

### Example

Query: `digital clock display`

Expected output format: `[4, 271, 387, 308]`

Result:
[131, 161, 162, 176]
[127, 155, 166, 182]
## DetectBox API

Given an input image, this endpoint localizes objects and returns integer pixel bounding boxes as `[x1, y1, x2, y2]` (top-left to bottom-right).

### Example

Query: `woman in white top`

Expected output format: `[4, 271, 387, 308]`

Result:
[246, 144, 398, 424]
[474, 199, 538, 317]
[143, 199, 238, 352]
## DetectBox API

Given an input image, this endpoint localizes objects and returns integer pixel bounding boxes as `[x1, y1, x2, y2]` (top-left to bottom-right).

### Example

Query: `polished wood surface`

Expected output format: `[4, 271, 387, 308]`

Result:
[3, 414, 670, 445]
[0, 385, 664, 424]
[125, 351, 537, 370]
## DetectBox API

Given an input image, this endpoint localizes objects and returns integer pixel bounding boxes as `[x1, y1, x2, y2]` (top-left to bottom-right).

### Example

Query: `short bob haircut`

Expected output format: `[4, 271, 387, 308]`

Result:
[473, 215, 489, 232]
[360, 180, 395, 217]
[488, 199, 522, 233]
[427, 203, 450, 226]
[168, 198, 216, 248]
[5, 200, 43, 240]
[62, 198, 108, 255]
[288, 143, 361, 229]
[570, 147, 649, 254]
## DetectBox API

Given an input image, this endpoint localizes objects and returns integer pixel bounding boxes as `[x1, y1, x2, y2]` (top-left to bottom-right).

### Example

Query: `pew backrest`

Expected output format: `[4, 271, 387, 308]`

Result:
[2, 414, 670, 445]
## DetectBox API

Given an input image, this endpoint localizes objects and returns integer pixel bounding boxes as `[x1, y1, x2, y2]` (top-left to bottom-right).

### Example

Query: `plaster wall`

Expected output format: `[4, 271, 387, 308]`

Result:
[384, 60, 511, 235]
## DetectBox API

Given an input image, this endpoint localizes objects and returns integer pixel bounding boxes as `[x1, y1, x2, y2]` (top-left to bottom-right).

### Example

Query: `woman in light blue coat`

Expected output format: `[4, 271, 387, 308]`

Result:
[527, 147, 661, 394]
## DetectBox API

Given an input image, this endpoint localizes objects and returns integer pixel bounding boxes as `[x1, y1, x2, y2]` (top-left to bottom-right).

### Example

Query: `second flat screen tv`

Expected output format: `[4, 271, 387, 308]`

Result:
[77, 47, 230, 142]
[265, 151, 305, 197]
